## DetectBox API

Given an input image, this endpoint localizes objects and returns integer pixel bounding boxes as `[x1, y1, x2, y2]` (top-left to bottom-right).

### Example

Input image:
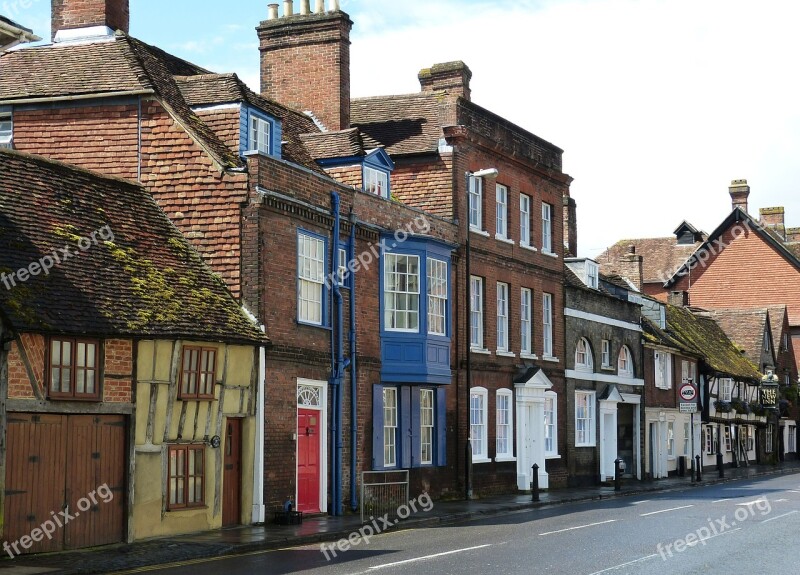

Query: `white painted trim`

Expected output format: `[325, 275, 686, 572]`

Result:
[495, 235, 515, 245]
[542, 250, 559, 259]
[496, 350, 516, 358]
[542, 355, 560, 363]
[471, 348, 491, 355]
[494, 457, 517, 462]
[470, 228, 490, 237]
[566, 369, 645, 386]
[54, 25, 116, 44]
[191, 103, 241, 112]
[564, 308, 643, 332]
[520, 243, 538, 253]
[472, 457, 492, 464]
[296, 378, 328, 514]
[520, 352, 539, 360]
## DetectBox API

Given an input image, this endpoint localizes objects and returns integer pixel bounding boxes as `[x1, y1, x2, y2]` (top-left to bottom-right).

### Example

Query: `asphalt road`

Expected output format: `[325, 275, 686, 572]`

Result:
[114, 473, 800, 575]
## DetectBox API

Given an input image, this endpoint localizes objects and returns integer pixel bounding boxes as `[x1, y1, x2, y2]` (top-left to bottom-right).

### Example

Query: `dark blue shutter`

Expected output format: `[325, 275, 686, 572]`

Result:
[436, 386, 447, 466]
[372, 385, 384, 469]
[400, 386, 412, 468]
[411, 387, 421, 468]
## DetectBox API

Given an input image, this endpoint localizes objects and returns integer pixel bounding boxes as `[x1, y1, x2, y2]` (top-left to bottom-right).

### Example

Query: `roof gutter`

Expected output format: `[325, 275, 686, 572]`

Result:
[0, 89, 155, 106]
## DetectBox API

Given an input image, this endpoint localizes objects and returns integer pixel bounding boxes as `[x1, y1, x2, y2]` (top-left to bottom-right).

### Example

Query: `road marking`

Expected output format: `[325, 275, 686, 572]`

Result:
[712, 498, 731, 503]
[631, 500, 650, 505]
[640, 504, 693, 517]
[788, 490, 800, 493]
[774, 498, 789, 502]
[367, 544, 492, 570]
[586, 554, 659, 574]
[736, 499, 767, 506]
[539, 519, 616, 536]
[761, 510, 799, 524]
[687, 526, 742, 546]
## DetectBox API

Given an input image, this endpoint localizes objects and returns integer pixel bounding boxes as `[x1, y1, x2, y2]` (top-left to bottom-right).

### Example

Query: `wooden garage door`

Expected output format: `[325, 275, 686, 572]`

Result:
[3, 413, 126, 554]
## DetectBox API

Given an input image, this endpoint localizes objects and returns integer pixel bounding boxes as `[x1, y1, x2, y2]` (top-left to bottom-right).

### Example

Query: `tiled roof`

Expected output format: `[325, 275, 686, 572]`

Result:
[174, 73, 324, 173]
[351, 93, 442, 156]
[662, 305, 761, 381]
[300, 128, 364, 160]
[0, 34, 240, 169]
[766, 305, 788, 354]
[0, 149, 266, 344]
[596, 236, 704, 285]
[706, 308, 768, 365]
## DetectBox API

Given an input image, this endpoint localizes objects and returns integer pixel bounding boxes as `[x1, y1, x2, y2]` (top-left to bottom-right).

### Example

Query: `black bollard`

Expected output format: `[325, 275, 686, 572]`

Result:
[695, 454, 702, 482]
[716, 449, 724, 478]
[531, 463, 540, 502]
[465, 439, 473, 500]
[614, 458, 622, 491]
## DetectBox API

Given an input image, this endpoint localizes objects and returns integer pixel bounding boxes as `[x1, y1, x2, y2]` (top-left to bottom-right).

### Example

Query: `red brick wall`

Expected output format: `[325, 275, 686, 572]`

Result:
[7, 334, 45, 399]
[52, 0, 130, 38]
[14, 105, 140, 179]
[194, 107, 241, 152]
[103, 338, 132, 403]
[644, 347, 679, 409]
[257, 12, 352, 131]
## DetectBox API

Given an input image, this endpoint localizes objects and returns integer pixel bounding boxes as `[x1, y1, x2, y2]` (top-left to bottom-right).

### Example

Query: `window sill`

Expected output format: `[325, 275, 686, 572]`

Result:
[496, 350, 516, 358]
[545, 454, 561, 460]
[520, 352, 539, 360]
[575, 443, 596, 448]
[520, 243, 537, 253]
[472, 457, 491, 464]
[542, 355, 560, 363]
[470, 228, 490, 237]
[542, 250, 559, 259]
[297, 320, 331, 331]
[494, 456, 516, 463]
[600, 365, 614, 371]
[471, 348, 491, 355]
[495, 235, 515, 245]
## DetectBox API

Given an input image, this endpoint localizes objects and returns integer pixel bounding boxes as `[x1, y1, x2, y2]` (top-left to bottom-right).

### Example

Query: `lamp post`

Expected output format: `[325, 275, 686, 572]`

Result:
[464, 168, 497, 501]
[760, 370, 780, 465]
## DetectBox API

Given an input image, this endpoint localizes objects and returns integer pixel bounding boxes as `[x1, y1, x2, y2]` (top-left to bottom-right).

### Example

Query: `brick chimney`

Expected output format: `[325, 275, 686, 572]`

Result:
[617, 245, 643, 290]
[257, 1, 353, 132]
[759, 207, 786, 240]
[51, 0, 129, 41]
[562, 195, 577, 257]
[419, 61, 472, 101]
[668, 290, 689, 307]
[786, 227, 800, 242]
[729, 179, 750, 213]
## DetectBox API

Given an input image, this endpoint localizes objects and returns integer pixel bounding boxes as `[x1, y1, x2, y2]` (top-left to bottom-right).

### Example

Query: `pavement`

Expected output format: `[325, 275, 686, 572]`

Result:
[3, 460, 799, 575]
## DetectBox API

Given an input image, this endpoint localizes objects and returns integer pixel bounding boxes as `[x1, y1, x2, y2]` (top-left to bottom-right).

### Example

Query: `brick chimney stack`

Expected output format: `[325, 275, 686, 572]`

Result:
[617, 244, 643, 291]
[759, 207, 786, 240]
[668, 290, 689, 307]
[729, 179, 750, 213]
[51, 0, 129, 41]
[257, 0, 353, 132]
[418, 61, 472, 101]
[562, 195, 577, 257]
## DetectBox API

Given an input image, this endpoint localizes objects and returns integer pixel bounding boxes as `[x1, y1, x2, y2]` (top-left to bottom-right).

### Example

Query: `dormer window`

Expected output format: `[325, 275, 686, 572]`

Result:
[586, 261, 599, 289]
[250, 116, 271, 154]
[0, 112, 12, 149]
[364, 166, 389, 198]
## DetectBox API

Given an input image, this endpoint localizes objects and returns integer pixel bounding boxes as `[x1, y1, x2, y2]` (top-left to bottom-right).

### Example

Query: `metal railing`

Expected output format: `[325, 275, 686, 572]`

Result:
[360, 470, 409, 523]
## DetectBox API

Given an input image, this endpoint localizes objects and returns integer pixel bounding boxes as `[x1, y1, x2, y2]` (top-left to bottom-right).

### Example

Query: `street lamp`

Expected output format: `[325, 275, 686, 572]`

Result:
[464, 168, 497, 501]
[760, 370, 780, 465]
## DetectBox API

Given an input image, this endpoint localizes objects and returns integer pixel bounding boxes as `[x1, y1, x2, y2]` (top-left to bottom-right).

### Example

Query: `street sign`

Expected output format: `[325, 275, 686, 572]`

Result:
[680, 403, 698, 413]
[679, 384, 697, 401]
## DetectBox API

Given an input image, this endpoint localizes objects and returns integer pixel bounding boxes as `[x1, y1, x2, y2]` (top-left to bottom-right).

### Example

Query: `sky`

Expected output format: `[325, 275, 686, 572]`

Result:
[8, 0, 800, 257]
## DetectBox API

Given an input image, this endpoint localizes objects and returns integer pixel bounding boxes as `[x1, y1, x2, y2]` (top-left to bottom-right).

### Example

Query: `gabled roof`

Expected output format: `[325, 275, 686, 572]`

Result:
[0, 34, 240, 169]
[658, 305, 761, 381]
[300, 127, 364, 160]
[766, 305, 788, 353]
[174, 72, 323, 172]
[0, 149, 266, 344]
[597, 236, 704, 285]
[706, 308, 770, 366]
[664, 207, 800, 287]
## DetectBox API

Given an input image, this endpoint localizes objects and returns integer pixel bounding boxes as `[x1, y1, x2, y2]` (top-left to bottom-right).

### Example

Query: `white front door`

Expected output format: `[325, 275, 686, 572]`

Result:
[515, 369, 553, 491]
[602, 412, 617, 480]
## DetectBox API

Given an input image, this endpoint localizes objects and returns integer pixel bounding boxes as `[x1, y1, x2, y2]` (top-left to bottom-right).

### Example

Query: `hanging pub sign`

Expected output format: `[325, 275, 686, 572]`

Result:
[760, 387, 778, 409]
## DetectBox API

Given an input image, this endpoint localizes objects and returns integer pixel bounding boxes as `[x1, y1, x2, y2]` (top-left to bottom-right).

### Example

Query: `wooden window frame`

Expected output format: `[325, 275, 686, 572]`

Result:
[179, 346, 217, 400]
[167, 444, 206, 510]
[47, 337, 101, 401]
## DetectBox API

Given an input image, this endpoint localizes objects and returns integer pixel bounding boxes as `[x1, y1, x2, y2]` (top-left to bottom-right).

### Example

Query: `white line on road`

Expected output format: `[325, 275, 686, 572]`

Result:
[686, 526, 742, 546]
[539, 519, 616, 536]
[640, 505, 694, 517]
[367, 544, 493, 570]
[788, 490, 800, 493]
[712, 498, 731, 503]
[631, 500, 650, 505]
[761, 510, 799, 524]
[586, 554, 659, 575]
[736, 499, 768, 506]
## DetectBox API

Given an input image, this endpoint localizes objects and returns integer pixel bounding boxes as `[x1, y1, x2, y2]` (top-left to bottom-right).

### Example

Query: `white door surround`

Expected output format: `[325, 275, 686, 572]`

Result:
[620, 393, 642, 481]
[598, 385, 622, 481]
[515, 368, 553, 490]
[296, 378, 328, 513]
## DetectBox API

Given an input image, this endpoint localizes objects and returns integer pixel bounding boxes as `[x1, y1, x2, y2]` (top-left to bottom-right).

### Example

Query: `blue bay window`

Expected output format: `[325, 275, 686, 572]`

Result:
[372, 384, 447, 469]
[380, 236, 453, 385]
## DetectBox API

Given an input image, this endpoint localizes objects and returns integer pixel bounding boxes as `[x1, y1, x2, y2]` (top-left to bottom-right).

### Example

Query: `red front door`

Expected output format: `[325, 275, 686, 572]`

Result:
[297, 408, 321, 513]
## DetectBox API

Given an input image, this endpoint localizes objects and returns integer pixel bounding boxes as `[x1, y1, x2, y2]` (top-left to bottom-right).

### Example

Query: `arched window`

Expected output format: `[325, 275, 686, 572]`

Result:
[575, 338, 593, 371]
[618, 345, 634, 377]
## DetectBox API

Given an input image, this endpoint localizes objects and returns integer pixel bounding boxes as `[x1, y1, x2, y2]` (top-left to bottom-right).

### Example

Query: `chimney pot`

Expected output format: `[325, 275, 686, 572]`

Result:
[729, 178, 750, 214]
[315, 0, 324, 13]
[300, 0, 310, 14]
[283, 0, 293, 16]
[331, 0, 340, 10]
[268, 3, 279, 19]
[627, 244, 636, 254]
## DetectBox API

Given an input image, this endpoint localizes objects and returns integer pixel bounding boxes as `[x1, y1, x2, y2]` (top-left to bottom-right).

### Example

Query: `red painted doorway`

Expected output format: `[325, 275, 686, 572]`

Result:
[297, 408, 321, 513]
[222, 418, 242, 526]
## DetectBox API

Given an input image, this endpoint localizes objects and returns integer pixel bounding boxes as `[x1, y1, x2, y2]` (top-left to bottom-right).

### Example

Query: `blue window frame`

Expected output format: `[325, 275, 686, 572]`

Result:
[379, 236, 453, 385]
[297, 229, 328, 327]
[240, 107, 282, 159]
[372, 384, 447, 469]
